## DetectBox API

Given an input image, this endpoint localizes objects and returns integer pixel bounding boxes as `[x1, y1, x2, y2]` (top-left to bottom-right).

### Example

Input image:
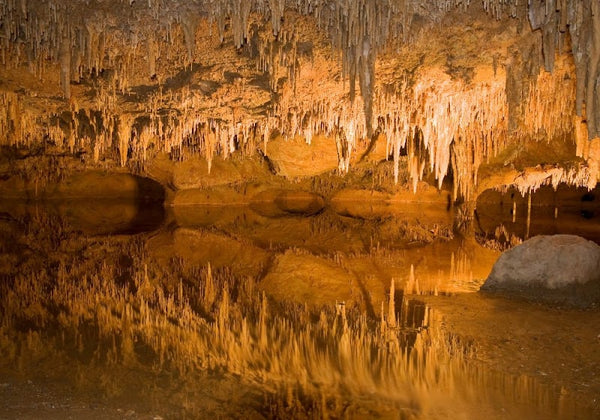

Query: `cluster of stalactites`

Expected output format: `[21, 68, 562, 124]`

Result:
[0, 85, 368, 175]
[528, 0, 600, 140]
[275, 85, 368, 173]
[0, 90, 270, 170]
[0, 0, 529, 100]
[575, 117, 600, 190]
[323, 0, 393, 137]
[0, 92, 116, 159]
[512, 164, 598, 196]
[0, 0, 590, 120]
[0, 92, 46, 147]
[521, 55, 576, 142]
[374, 77, 509, 200]
[2, 0, 600, 199]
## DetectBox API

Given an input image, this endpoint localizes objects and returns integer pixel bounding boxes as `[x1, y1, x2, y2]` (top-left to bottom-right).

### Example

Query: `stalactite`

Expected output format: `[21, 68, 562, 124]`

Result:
[529, 0, 600, 140]
[574, 116, 600, 189]
[374, 71, 508, 199]
[1, 0, 599, 197]
[118, 115, 134, 167]
[269, 0, 285, 37]
[181, 14, 198, 65]
[231, 0, 252, 49]
[147, 32, 157, 78]
[521, 55, 576, 142]
[59, 35, 71, 99]
[512, 164, 598, 195]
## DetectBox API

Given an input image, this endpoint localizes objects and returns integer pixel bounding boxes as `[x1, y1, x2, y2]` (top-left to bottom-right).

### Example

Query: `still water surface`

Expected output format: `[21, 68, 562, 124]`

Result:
[0, 199, 598, 419]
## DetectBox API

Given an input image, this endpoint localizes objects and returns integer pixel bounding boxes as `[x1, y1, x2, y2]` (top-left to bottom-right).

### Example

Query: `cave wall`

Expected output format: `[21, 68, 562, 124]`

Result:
[0, 0, 599, 201]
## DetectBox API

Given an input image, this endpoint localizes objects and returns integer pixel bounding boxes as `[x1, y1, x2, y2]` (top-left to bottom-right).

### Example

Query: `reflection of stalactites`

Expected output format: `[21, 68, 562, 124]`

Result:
[217, 284, 230, 335]
[388, 278, 396, 328]
[203, 263, 216, 310]
[258, 292, 268, 351]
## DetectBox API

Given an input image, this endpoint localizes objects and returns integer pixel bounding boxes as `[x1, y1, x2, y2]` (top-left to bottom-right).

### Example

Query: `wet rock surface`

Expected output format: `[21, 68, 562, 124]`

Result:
[481, 234, 600, 307]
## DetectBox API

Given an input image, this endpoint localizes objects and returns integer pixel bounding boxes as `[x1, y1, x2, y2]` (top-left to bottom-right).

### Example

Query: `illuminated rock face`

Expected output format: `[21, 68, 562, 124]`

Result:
[0, 1, 598, 200]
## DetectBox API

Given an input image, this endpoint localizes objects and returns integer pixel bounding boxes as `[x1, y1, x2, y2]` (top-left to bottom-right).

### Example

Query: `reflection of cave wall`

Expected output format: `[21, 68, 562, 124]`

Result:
[475, 184, 600, 248]
[0, 173, 165, 235]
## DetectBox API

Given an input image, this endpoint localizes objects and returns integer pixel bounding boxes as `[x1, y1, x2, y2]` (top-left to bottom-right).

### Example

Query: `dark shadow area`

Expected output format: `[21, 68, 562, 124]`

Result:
[134, 174, 166, 202]
[125, 63, 217, 102]
[116, 200, 165, 235]
[0, 199, 165, 236]
[0, 175, 166, 236]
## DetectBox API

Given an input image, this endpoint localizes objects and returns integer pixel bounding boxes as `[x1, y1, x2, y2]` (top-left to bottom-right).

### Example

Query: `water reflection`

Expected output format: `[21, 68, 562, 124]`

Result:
[0, 202, 596, 418]
[476, 184, 600, 249]
[0, 198, 165, 236]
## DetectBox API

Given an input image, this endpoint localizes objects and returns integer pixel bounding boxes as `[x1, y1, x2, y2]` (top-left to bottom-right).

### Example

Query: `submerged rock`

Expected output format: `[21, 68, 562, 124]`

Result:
[480, 235, 600, 307]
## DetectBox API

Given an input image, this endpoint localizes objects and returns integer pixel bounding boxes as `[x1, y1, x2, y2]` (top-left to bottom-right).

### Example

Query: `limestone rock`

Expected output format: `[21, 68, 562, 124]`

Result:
[263, 135, 338, 178]
[481, 235, 600, 307]
[172, 157, 242, 190]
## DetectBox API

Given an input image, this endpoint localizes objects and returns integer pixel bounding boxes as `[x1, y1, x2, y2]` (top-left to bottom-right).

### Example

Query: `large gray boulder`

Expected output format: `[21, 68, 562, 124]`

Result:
[480, 235, 600, 307]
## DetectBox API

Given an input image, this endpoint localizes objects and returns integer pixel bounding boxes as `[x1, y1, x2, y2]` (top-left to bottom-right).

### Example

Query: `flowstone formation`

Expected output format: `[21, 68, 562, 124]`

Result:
[0, 0, 599, 202]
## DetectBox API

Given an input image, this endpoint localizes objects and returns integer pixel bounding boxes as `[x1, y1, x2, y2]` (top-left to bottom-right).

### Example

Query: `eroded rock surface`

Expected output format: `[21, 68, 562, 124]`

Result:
[481, 234, 600, 307]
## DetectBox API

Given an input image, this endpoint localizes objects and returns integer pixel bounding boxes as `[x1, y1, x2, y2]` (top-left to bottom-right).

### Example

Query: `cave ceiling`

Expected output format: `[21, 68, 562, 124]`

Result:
[1, 0, 600, 199]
